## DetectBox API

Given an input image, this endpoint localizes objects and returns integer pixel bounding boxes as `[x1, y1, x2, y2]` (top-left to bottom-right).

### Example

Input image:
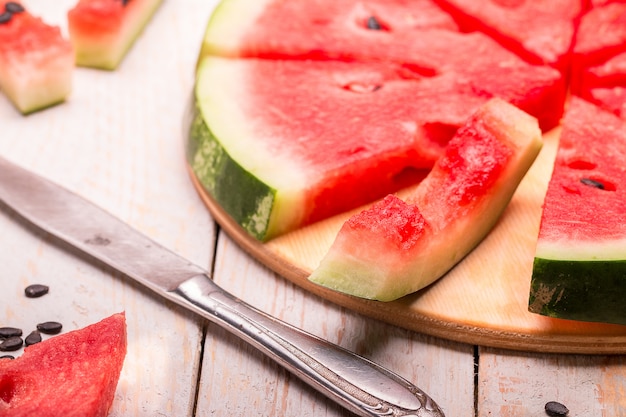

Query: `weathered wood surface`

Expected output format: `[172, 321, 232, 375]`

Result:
[0, 1, 624, 416]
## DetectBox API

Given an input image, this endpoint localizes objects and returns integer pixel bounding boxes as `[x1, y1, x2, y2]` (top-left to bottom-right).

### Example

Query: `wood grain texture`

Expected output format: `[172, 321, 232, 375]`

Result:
[190, 127, 626, 354]
[197, 234, 476, 417]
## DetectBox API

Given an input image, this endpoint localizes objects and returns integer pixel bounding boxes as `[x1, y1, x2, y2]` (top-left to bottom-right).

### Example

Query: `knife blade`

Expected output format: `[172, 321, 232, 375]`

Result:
[0, 155, 445, 417]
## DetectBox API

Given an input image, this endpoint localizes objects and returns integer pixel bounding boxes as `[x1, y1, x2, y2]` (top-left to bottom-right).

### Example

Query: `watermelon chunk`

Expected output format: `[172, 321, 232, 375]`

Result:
[577, 51, 626, 116]
[190, 56, 557, 241]
[529, 98, 626, 325]
[67, 0, 163, 70]
[433, 0, 582, 72]
[0, 1, 73, 114]
[308, 99, 542, 301]
[0, 313, 127, 417]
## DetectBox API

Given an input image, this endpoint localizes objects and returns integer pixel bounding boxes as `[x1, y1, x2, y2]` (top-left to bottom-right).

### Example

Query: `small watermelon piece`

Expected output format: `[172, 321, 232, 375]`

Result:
[0, 313, 127, 417]
[529, 98, 626, 325]
[190, 56, 558, 241]
[67, 0, 163, 70]
[309, 98, 542, 301]
[433, 0, 582, 72]
[0, 1, 73, 114]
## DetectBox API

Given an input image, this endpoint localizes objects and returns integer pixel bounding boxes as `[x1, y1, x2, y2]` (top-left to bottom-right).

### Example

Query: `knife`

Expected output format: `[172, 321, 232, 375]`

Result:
[0, 155, 445, 417]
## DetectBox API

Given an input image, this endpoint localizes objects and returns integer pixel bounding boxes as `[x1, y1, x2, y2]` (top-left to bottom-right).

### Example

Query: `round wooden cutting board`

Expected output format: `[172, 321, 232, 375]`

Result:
[188, 128, 626, 354]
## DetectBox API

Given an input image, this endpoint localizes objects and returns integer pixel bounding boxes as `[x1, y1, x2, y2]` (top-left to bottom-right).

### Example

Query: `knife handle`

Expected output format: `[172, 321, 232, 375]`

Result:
[173, 274, 445, 417]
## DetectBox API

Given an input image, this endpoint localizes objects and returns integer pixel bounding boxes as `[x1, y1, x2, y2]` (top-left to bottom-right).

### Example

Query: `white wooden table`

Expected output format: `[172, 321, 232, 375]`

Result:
[2, 1, 626, 416]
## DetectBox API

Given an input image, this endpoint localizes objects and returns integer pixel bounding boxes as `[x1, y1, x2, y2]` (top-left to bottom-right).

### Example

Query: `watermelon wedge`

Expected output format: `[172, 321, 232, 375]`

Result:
[0, 1, 73, 114]
[67, 0, 163, 70]
[199, 0, 566, 131]
[308, 99, 542, 301]
[577, 51, 626, 117]
[0, 313, 127, 417]
[190, 56, 557, 241]
[433, 0, 582, 72]
[529, 98, 626, 325]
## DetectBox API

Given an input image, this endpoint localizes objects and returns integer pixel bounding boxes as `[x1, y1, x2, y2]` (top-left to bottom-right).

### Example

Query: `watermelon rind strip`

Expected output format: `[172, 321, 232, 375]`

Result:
[187, 102, 276, 241]
[529, 257, 626, 325]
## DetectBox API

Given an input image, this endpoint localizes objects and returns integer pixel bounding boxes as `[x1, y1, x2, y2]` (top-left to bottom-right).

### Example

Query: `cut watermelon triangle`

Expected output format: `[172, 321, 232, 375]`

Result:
[529, 98, 626, 325]
[0, 313, 127, 417]
[309, 98, 542, 301]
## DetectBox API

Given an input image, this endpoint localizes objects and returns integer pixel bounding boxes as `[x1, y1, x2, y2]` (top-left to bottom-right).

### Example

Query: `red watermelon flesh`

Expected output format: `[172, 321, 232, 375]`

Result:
[577, 51, 626, 116]
[202, 0, 566, 131]
[67, 0, 163, 69]
[571, 2, 626, 91]
[0, 1, 73, 114]
[0, 313, 127, 417]
[433, 0, 582, 72]
[309, 99, 542, 301]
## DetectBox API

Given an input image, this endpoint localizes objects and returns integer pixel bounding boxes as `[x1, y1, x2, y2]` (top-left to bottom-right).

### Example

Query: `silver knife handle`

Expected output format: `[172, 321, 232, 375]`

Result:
[173, 274, 445, 417]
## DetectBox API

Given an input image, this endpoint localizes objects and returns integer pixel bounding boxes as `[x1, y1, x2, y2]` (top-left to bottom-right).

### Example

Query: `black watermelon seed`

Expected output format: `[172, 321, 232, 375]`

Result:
[545, 401, 569, 416]
[24, 284, 49, 298]
[0, 336, 23, 352]
[580, 177, 605, 190]
[0, 327, 22, 339]
[366, 16, 382, 30]
[0, 355, 15, 360]
[5, 2, 25, 13]
[37, 321, 62, 335]
[0, 11, 11, 24]
[24, 330, 42, 346]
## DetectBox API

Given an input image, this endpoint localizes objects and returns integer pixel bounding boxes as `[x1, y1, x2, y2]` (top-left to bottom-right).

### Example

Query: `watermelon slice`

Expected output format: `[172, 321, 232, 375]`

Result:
[433, 0, 582, 72]
[190, 56, 558, 241]
[67, 0, 163, 70]
[529, 98, 626, 325]
[0, 313, 127, 417]
[308, 98, 542, 301]
[199, 0, 566, 131]
[0, 1, 73, 114]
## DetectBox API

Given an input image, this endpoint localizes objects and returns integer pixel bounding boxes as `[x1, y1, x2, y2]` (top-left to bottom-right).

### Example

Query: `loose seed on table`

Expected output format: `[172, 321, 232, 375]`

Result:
[37, 321, 62, 335]
[545, 401, 569, 416]
[24, 330, 42, 346]
[0, 355, 15, 360]
[24, 284, 49, 298]
[0, 336, 23, 352]
[0, 327, 22, 339]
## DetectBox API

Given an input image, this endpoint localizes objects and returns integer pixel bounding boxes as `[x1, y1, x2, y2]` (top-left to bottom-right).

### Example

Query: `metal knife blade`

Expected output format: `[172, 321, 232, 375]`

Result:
[0, 155, 446, 417]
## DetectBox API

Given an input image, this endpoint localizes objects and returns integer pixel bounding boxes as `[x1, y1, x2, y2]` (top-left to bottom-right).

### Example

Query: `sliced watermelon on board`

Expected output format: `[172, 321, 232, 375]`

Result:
[433, 0, 582, 72]
[0, 1, 73, 114]
[529, 98, 626, 325]
[199, 0, 566, 131]
[67, 0, 163, 70]
[0, 312, 127, 417]
[308, 99, 542, 301]
[190, 56, 558, 241]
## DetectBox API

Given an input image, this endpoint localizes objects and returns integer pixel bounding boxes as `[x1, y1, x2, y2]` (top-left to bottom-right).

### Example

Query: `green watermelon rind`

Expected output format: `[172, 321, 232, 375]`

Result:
[187, 101, 276, 241]
[529, 257, 626, 325]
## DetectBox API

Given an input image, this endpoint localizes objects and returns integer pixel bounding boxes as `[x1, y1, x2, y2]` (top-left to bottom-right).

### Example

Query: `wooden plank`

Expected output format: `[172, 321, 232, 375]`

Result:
[477, 347, 626, 416]
[1, 0, 220, 415]
[196, 233, 476, 416]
